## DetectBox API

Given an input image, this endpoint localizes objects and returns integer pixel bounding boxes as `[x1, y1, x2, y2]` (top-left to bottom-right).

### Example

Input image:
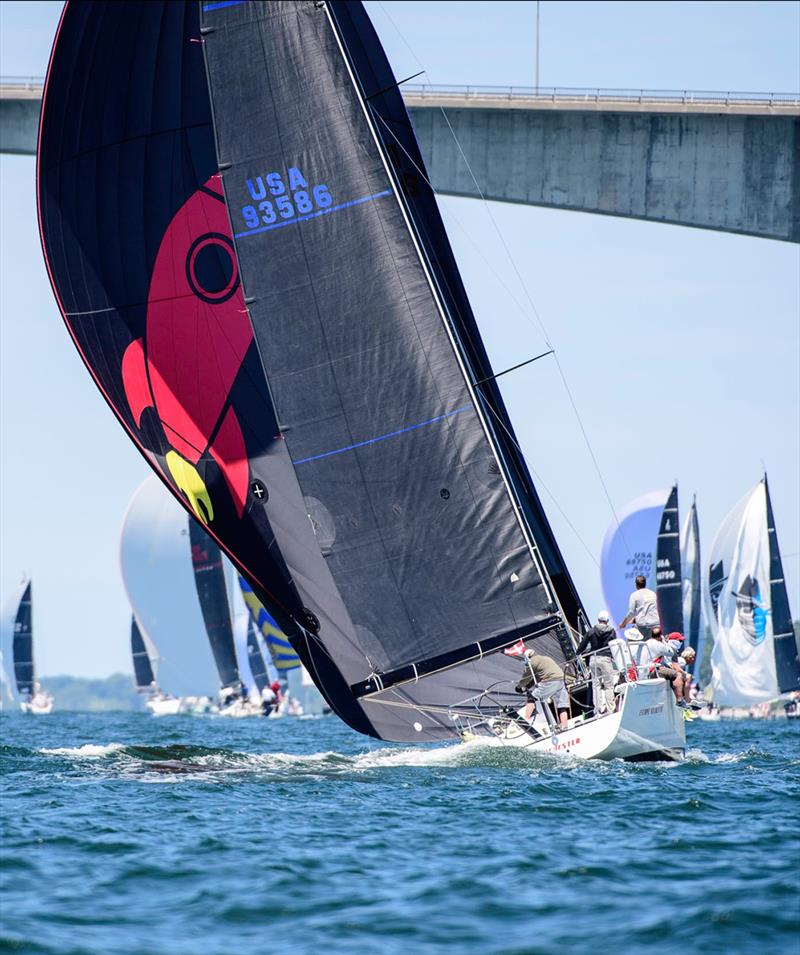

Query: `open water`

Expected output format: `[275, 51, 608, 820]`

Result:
[1, 712, 797, 955]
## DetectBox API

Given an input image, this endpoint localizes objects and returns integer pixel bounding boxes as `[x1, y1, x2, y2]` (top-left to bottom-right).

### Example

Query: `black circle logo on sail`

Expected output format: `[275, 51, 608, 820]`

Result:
[186, 233, 240, 304]
[440, 488, 450, 500]
[251, 479, 268, 502]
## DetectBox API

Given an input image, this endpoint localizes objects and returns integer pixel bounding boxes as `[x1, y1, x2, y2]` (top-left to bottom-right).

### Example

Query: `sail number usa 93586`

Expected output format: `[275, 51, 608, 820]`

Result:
[241, 168, 331, 230]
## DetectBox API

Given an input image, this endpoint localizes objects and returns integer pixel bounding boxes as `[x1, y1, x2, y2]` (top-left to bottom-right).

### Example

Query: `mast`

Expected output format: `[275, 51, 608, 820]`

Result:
[13, 581, 34, 697]
[764, 476, 800, 693]
[656, 484, 684, 634]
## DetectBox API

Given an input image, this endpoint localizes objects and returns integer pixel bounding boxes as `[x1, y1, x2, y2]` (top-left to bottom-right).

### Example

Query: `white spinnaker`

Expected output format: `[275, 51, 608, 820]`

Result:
[120, 476, 220, 698]
[708, 482, 778, 706]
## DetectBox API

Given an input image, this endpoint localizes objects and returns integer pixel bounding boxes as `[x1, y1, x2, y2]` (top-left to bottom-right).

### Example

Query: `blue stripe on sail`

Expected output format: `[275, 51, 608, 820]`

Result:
[266, 634, 296, 652]
[203, 1, 247, 11]
[234, 191, 391, 239]
[295, 406, 470, 465]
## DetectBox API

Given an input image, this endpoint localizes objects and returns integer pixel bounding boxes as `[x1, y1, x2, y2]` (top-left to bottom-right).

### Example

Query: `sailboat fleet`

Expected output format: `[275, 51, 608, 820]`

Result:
[4, 1, 792, 745]
[1, 581, 54, 714]
[121, 475, 324, 718]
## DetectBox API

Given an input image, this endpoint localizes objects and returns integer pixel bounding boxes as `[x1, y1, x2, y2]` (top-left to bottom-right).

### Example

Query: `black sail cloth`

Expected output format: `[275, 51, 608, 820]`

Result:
[13, 582, 34, 696]
[765, 479, 800, 692]
[189, 519, 240, 691]
[39, 0, 584, 741]
[130, 617, 155, 690]
[656, 485, 684, 635]
[201, 0, 581, 740]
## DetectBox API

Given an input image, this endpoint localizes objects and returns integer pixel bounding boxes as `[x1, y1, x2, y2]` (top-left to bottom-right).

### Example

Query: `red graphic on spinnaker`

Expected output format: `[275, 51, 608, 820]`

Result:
[121, 177, 251, 523]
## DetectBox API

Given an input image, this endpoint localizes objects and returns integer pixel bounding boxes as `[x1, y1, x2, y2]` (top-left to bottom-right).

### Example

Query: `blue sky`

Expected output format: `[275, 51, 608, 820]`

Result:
[1, 1, 798, 677]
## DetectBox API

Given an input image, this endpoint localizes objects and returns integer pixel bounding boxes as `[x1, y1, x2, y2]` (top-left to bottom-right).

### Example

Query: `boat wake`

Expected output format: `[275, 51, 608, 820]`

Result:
[34, 738, 598, 780]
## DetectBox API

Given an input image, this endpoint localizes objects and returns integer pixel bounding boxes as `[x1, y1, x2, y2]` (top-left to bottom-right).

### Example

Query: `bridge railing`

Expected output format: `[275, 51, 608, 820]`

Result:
[2, 77, 798, 110]
[403, 83, 800, 108]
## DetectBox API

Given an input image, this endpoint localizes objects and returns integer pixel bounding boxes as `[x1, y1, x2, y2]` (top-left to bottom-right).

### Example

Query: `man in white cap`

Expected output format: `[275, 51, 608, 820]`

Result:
[575, 611, 618, 714]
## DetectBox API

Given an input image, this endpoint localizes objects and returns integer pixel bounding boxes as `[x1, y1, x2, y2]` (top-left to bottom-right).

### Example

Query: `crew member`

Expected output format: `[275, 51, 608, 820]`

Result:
[575, 610, 617, 714]
[619, 575, 660, 639]
[515, 649, 570, 729]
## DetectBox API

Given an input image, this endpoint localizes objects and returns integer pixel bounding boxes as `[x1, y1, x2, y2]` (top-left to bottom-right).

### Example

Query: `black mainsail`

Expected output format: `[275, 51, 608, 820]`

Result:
[656, 484, 684, 635]
[765, 477, 800, 692]
[39, 0, 586, 741]
[13, 581, 34, 697]
[246, 618, 270, 695]
[189, 520, 240, 692]
[130, 616, 155, 692]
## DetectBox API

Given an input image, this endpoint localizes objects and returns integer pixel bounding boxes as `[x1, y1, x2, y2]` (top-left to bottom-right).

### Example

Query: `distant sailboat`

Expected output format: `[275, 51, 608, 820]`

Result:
[601, 489, 671, 627]
[707, 477, 800, 707]
[655, 484, 684, 635]
[1, 581, 53, 715]
[121, 476, 223, 703]
[129, 614, 181, 716]
[680, 496, 704, 674]
[238, 575, 326, 717]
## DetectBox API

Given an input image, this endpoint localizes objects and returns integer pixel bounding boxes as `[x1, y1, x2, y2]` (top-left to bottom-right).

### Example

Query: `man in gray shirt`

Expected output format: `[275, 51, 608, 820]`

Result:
[619, 575, 660, 639]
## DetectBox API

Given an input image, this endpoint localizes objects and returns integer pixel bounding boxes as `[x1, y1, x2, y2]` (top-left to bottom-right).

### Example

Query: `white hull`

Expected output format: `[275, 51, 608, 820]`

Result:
[218, 698, 265, 719]
[468, 678, 685, 761]
[146, 696, 183, 716]
[20, 695, 54, 715]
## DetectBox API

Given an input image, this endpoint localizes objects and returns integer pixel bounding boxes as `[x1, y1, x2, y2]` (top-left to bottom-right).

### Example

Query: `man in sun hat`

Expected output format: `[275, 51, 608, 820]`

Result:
[575, 610, 618, 714]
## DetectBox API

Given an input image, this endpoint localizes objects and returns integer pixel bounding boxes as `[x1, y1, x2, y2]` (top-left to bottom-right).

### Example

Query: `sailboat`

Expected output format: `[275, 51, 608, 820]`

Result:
[679, 495, 704, 675]
[130, 615, 181, 716]
[239, 575, 326, 717]
[1, 581, 53, 715]
[601, 488, 671, 628]
[37, 1, 684, 759]
[189, 519, 261, 717]
[121, 476, 225, 713]
[707, 477, 800, 708]
[602, 485, 704, 673]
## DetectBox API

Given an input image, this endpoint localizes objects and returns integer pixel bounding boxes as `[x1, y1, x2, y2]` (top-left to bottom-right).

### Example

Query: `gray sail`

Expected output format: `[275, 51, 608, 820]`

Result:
[13, 581, 34, 696]
[765, 477, 800, 692]
[200, 0, 578, 741]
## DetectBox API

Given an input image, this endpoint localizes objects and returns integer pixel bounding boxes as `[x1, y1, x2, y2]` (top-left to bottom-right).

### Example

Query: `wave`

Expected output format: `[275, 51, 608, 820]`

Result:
[40, 743, 127, 758]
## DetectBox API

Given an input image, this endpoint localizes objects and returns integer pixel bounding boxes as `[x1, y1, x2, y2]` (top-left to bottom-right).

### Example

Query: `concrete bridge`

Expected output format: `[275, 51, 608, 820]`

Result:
[3, 79, 799, 242]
